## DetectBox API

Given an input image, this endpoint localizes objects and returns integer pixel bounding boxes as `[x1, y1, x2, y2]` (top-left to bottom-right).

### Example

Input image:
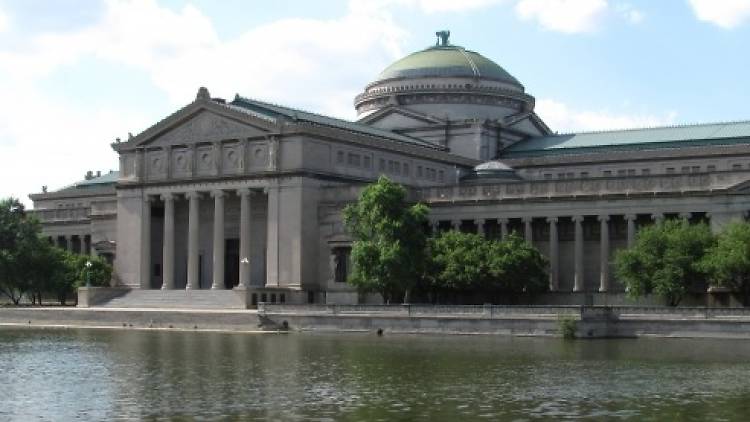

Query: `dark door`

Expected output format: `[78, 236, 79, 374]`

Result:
[225, 239, 239, 289]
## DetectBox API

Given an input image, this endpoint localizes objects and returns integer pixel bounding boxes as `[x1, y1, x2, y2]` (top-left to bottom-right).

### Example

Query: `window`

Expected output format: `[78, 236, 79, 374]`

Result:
[544, 173, 552, 180]
[617, 170, 626, 176]
[417, 166, 423, 178]
[438, 170, 445, 182]
[336, 151, 344, 164]
[363, 156, 371, 169]
[627, 169, 636, 176]
[403, 163, 410, 177]
[733, 164, 743, 170]
[394, 162, 401, 175]
[388, 160, 395, 173]
[557, 173, 566, 179]
[566, 172, 574, 179]
[666, 167, 675, 174]
[691, 166, 700, 173]
[580, 172, 589, 178]
[681, 166, 690, 173]
[603, 170, 612, 177]
[707, 165, 716, 172]
[641, 169, 651, 176]
[379, 158, 386, 171]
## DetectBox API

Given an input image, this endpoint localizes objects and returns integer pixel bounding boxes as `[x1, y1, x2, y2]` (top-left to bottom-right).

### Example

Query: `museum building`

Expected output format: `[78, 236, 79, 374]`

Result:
[30, 32, 750, 307]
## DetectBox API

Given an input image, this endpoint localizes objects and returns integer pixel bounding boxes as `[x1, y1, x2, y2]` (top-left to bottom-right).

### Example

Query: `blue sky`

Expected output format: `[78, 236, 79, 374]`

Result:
[1, 0, 749, 204]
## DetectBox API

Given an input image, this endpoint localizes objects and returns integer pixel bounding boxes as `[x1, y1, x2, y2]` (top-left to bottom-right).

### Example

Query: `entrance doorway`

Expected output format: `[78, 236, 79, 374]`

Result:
[225, 238, 239, 289]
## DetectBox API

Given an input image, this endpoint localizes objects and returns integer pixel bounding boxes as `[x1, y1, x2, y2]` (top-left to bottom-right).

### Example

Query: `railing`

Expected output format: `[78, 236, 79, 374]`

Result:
[257, 304, 750, 320]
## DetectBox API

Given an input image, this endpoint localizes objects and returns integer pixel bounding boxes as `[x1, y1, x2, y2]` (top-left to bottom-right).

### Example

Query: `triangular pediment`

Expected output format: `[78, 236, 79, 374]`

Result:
[144, 109, 273, 147]
[358, 106, 445, 130]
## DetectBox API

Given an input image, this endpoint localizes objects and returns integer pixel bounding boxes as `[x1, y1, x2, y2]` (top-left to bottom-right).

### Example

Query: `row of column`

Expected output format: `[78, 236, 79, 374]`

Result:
[142, 189, 255, 290]
[432, 213, 672, 293]
[54, 235, 92, 255]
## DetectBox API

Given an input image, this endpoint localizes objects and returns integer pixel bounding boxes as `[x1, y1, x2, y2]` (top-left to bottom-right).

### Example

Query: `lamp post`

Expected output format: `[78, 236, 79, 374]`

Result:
[85, 260, 92, 287]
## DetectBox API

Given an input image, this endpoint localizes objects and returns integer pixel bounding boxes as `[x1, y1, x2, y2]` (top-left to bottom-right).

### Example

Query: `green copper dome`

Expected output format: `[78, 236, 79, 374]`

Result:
[375, 43, 521, 86]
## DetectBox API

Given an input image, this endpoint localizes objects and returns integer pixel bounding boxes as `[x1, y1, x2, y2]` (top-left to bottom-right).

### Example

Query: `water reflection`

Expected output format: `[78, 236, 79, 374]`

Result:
[2, 329, 750, 420]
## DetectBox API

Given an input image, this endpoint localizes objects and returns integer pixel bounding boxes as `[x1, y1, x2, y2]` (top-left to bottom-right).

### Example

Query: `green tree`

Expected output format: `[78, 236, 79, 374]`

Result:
[486, 234, 548, 296]
[0, 198, 39, 304]
[700, 221, 750, 306]
[614, 219, 714, 306]
[343, 176, 429, 303]
[426, 231, 490, 296]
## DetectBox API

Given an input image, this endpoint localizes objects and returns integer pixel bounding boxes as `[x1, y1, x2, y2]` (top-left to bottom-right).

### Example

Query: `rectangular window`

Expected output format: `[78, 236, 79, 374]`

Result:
[617, 169, 626, 176]
[641, 169, 651, 176]
[438, 170, 445, 182]
[707, 165, 716, 172]
[336, 151, 344, 164]
[691, 166, 700, 173]
[388, 160, 395, 173]
[363, 156, 371, 169]
[394, 162, 401, 175]
[681, 166, 690, 173]
[403, 163, 410, 177]
[379, 158, 386, 171]
[557, 173, 565, 179]
[566, 172, 574, 179]
[428, 168, 436, 181]
[603, 170, 612, 177]
[627, 169, 636, 176]
[544, 173, 552, 180]
[580, 172, 589, 178]
[417, 166, 423, 178]
[733, 164, 743, 170]
[666, 167, 675, 174]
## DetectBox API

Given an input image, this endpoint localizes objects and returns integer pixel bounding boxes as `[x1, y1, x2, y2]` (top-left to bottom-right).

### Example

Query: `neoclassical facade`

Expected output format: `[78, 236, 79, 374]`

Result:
[31, 32, 750, 306]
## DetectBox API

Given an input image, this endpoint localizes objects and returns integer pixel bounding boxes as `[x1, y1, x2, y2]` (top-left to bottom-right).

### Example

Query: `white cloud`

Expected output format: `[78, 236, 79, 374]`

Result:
[536, 99, 678, 133]
[0, 0, 410, 205]
[617, 3, 644, 24]
[688, 0, 750, 29]
[350, 0, 505, 14]
[515, 0, 609, 33]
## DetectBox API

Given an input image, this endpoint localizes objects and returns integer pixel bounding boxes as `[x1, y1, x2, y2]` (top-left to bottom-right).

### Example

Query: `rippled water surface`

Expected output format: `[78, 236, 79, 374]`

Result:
[3, 328, 750, 421]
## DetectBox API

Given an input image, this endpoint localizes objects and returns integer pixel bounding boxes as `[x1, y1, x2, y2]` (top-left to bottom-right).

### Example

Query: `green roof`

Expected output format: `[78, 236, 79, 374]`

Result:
[375, 45, 521, 86]
[502, 120, 750, 157]
[229, 95, 444, 150]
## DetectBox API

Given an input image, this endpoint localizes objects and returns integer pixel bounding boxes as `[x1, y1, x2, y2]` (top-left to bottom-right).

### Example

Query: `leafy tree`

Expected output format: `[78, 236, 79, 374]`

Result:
[0, 198, 38, 304]
[700, 221, 750, 306]
[426, 231, 491, 294]
[486, 234, 548, 295]
[343, 176, 429, 303]
[614, 219, 714, 306]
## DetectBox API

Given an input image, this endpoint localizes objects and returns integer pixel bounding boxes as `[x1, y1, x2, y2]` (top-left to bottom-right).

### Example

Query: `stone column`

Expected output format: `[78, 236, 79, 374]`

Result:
[652, 213, 665, 223]
[547, 217, 559, 291]
[598, 215, 610, 293]
[679, 212, 692, 221]
[211, 190, 225, 290]
[431, 220, 440, 235]
[186, 191, 201, 290]
[625, 214, 637, 248]
[475, 219, 485, 238]
[573, 215, 584, 292]
[237, 188, 252, 289]
[499, 218, 508, 240]
[65, 235, 73, 253]
[161, 193, 175, 290]
[141, 196, 152, 289]
[451, 219, 461, 231]
[523, 217, 533, 243]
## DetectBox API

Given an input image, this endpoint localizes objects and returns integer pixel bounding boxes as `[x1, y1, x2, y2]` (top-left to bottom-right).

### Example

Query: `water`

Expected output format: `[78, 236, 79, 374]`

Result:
[2, 328, 750, 421]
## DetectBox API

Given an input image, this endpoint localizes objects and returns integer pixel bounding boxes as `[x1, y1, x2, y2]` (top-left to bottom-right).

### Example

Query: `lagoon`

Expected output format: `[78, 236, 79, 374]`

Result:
[2, 328, 750, 420]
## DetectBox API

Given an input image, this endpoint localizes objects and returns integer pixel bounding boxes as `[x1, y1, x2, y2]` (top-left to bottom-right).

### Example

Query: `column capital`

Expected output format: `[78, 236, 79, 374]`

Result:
[546, 216, 558, 224]
[572, 215, 584, 223]
[624, 213, 637, 221]
[160, 192, 174, 201]
[522, 216, 533, 223]
[651, 213, 665, 221]
[185, 191, 202, 200]
[679, 212, 692, 220]
[474, 218, 486, 224]
[210, 189, 225, 199]
[597, 215, 610, 222]
[144, 195, 155, 203]
[236, 187, 252, 197]
[498, 217, 509, 224]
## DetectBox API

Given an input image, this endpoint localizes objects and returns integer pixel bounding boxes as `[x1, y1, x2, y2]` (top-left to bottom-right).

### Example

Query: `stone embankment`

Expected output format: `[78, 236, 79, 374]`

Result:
[4, 304, 750, 338]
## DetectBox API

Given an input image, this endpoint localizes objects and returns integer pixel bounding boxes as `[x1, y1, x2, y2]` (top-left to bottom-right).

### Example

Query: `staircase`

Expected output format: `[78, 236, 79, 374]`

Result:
[96, 289, 247, 309]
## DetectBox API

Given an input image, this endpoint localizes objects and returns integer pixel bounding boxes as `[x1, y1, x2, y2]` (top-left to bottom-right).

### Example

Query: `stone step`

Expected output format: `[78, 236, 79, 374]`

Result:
[97, 289, 246, 309]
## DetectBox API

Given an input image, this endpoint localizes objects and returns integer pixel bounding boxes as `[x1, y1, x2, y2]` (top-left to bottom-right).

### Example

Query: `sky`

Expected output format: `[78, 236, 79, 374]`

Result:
[1, 0, 749, 206]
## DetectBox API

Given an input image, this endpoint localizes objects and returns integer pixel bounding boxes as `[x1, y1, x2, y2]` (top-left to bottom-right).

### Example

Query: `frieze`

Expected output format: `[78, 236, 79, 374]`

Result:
[148, 111, 269, 146]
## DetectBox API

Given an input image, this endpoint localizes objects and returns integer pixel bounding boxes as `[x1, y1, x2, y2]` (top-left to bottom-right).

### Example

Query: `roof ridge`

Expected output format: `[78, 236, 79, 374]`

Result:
[557, 118, 750, 136]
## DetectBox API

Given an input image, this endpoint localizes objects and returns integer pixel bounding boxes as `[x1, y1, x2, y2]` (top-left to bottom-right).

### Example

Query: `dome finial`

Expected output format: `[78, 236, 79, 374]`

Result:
[435, 30, 450, 46]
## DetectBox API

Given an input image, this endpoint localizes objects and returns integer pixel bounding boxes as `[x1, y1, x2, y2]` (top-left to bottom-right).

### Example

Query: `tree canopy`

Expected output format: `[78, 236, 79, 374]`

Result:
[700, 221, 750, 305]
[343, 176, 429, 303]
[614, 219, 714, 306]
